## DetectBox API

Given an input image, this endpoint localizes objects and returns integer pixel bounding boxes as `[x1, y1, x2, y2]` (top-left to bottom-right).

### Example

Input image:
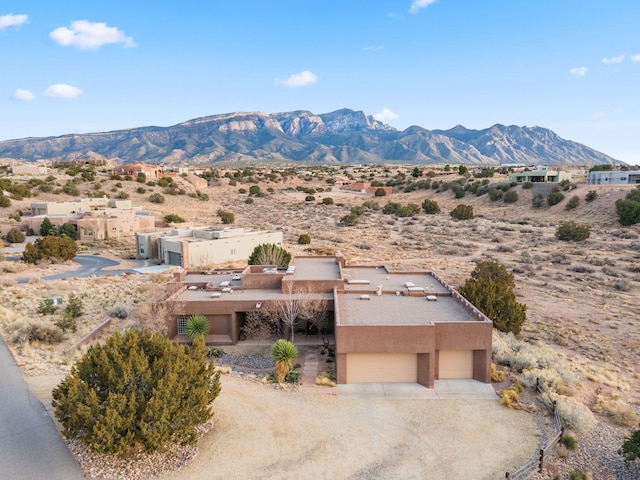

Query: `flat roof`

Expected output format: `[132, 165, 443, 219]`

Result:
[177, 287, 332, 303]
[336, 292, 478, 326]
[290, 257, 341, 281]
[341, 267, 449, 294]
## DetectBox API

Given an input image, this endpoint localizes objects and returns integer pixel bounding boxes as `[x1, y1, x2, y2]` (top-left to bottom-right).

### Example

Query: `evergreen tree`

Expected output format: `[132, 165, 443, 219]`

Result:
[40, 217, 55, 236]
[52, 330, 221, 454]
[248, 243, 291, 268]
[459, 260, 527, 335]
[619, 424, 640, 466]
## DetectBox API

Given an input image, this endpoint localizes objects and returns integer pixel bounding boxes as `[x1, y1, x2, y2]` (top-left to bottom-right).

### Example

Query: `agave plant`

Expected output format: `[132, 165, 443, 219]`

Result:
[271, 339, 298, 383]
[186, 314, 210, 341]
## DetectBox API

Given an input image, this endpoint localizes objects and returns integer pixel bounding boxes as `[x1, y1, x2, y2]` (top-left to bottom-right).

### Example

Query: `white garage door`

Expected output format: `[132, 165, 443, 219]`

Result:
[438, 350, 473, 379]
[346, 353, 418, 383]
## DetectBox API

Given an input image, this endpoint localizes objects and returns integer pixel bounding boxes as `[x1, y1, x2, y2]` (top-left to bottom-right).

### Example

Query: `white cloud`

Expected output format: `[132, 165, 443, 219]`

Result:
[0, 13, 28, 29]
[591, 109, 623, 119]
[50, 20, 136, 49]
[409, 0, 437, 14]
[631, 54, 640, 63]
[276, 70, 318, 88]
[373, 108, 399, 122]
[44, 83, 83, 98]
[569, 67, 587, 77]
[13, 88, 35, 101]
[363, 46, 384, 51]
[602, 55, 624, 64]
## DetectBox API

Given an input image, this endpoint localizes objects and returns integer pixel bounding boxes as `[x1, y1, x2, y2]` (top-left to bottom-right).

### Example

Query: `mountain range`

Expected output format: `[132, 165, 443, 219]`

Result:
[0, 108, 619, 166]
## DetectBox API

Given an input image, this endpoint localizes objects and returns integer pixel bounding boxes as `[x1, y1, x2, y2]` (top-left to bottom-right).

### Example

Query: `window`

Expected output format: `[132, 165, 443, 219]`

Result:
[230, 249, 236, 255]
[177, 317, 188, 335]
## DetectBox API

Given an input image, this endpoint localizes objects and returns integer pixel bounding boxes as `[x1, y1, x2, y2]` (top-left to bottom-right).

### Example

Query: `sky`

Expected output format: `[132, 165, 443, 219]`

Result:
[1, 1, 640, 164]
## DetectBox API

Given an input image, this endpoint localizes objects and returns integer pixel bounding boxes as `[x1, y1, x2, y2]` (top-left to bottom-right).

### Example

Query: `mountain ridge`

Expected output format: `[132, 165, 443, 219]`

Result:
[0, 109, 620, 166]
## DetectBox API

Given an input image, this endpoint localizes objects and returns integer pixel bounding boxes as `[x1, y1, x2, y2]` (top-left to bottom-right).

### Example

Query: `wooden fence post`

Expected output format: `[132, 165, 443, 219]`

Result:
[505, 473, 510, 479]
[538, 448, 544, 473]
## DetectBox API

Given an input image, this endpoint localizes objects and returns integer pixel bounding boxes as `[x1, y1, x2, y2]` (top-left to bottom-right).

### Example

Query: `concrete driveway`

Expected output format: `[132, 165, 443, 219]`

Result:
[337, 379, 499, 400]
[0, 336, 84, 480]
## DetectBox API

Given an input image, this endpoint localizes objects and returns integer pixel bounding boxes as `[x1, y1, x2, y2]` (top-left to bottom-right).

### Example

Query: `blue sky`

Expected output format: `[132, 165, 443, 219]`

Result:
[1, 1, 639, 163]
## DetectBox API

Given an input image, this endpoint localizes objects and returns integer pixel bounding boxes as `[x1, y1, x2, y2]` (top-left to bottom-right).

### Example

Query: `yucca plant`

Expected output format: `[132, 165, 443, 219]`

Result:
[186, 314, 210, 341]
[271, 339, 298, 383]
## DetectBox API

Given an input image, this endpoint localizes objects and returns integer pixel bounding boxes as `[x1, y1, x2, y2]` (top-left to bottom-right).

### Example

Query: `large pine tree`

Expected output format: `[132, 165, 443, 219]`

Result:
[52, 329, 221, 454]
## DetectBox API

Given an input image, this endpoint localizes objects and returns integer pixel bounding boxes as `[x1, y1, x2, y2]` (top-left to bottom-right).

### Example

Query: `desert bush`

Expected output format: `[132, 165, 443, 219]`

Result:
[0, 194, 11, 207]
[217, 209, 235, 224]
[566, 195, 580, 210]
[592, 396, 639, 427]
[37, 298, 58, 315]
[491, 363, 505, 382]
[562, 433, 578, 451]
[522, 181, 534, 189]
[8, 319, 64, 344]
[249, 185, 261, 195]
[568, 469, 591, 480]
[304, 195, 315, 202]
[488, 187, 503, 201]
[547, 191, 565, 206]
[186, 314, 210, 340]
[422, 199, 441, 214]
[532, 193, 545, 208]
[619, 424, 640, 466]
[550, 394, 597, 433]
[298, 234, 311, 245]
[52, 330, 221, 454]
[500, 383, 523, 409]
[58, 222, 78, 240]
[149, 193, 165, 204]
[450, 204, 474, 220]
[241, 310, 280, 339]
[503, 190, 518, 203]
[40, 217, 56, 236]
[271, 339, 298, 383]
[136, 186, 146, 194]
[374, 187, 386, 197]
[245, 197, 254, 204]
[585, 190, 598, 202]
[164, 214, 185, 224]
[5, 227, 25, 243]
[322, 197, 334, 205]
[55, 312, 77, 334]
[556, 221, 591, 241]
[24, 236, 78, 263]
[339, 213, 359, 226]
[616, 187, 640, 226]
[108, 302, 132, 319]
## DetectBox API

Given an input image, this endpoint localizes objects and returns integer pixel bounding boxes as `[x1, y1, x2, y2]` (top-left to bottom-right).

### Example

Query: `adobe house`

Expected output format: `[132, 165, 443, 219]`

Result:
[114, 163, 164, 179]
[30, 198, 132, 216]
[163, 255, 492, 388]
[508, 167, 571, 184]
[137, 226, 283, 269]
[586, 170, 640, 185]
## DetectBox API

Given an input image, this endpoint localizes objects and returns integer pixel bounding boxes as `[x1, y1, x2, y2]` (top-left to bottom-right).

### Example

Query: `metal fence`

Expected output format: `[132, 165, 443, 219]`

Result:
[504, 378, 565, 480]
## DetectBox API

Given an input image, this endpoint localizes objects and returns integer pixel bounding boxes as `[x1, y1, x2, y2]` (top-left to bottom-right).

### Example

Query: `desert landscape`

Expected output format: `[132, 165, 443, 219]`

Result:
[1, 164, 640, 479]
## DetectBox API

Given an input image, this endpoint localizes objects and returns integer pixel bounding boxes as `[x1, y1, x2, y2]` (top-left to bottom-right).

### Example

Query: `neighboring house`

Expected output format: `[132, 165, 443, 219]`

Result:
[586, 170, 640, 185]
[30, 198, 132, 216]
[137, 226, 283, 269]
[509, 167, 571, 184]
[349, 182, 393, 195]
[114, 164, 164, 179]
[9, 163, 49, 175]
[163, 255, 492, 388]
[28, 208, 155, 241]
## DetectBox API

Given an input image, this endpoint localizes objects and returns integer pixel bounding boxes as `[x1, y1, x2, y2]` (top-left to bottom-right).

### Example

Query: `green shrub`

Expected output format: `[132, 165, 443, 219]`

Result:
[616, 187, 640, 226]
[108, 303, 131, 319]
[619, 424, 640, 465]
[522, 181, 534, 190]
[55, 312, 77, 334]
[24, 236, 78, 263]
[245, 197, 254, 204]
[585, 190, 598, 202]
[322, 197, 334, 205]
[62, 182, 80, 196]
[238, 188, 247, 194]
[271, 339, 298, 383]
[186, 314, 210, 340]
[136, 172, 146, 183]
[304, 195, 315, 202]
[40, 217, 56, 236]
[249, 185, 261, 195]
[503, 190, 519, 204]
[285, 368, 302, 384]
[450, 204, 474, 220]
[52, 330, 221, 454]
[532, 193, 545, 208]
[5, 227, 25, 243]
[556, 221, 591, 241]
[566, 195, 580, 210]
[488, 187, 503, 201]
[37, 298, 58, 315]
[339, 213, 359, 226]
[136, 186, 146, 194]
[164, 214, 186, 224]
[0, 194, 11, 207]
[217, 209, 235, 224]
[547, 191, 565, 206]
[298, 234, 311, 245]
[374, 187, 387, 197]
[58, 222, 78, 240]
[149, 193, 165, 204]
[562, 433, 578, 451]
[422, 199, 441, 214]
[64, 293, 84, 319]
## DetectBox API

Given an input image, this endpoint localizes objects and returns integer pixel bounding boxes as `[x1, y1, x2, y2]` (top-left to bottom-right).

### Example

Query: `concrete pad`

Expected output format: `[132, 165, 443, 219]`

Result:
[382, 382, 439, 400]
[132, 265, 173, 274]
[337, 383, 386, 400]
[434, 379, 498, 400]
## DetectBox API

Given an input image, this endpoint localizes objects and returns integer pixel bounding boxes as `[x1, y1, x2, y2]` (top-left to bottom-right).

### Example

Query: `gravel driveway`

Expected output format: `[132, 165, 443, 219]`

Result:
[158, 374, 537, 480]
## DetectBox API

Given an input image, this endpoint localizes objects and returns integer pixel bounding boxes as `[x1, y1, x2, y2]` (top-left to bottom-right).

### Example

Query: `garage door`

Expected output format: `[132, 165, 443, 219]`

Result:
[438, 350, 473, 379]
[346, 353, 418, 383]
[168, 251, 182, 266]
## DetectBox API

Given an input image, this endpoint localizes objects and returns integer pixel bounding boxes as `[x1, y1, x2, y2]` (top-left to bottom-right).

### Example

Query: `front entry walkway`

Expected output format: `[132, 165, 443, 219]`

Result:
[337, 379, 498, 400]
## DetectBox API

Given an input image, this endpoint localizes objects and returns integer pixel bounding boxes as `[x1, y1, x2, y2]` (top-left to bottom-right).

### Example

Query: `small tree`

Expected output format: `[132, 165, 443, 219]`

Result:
[136, 172, 146, 183]
[374, 187, 387, 197]
[556, 221, 590, 241]
[37, 298, 58, 315]
[58, 222, 78, 240]
[52, 330, 221, 454]
[5, 227, 25, 243]
[40, 217, 56, 236]
[23, 242, 41, 264]
[248, 243, 291, 268]
[34, 236, 78, 262]
[450, 204, 474, 220]
[65, 293, 84, 319]
[186, 314, 210, 340]
[298, 234, 311, 245]
[619, 424, 640, 466]
[616, 188, 640, 226]
[503, 190, 519, 204]
[164, 214, 186, 224]
[149, 193, 165, 204]
[271, 339, 298, 383]
[565, 195, 580, 210]
[547, 190, 565, 206]
[422, 199, 441, 214]
[459, 260, 527, 335]
[585, 190, 598, 202]
[217, 209, 235, 224]
[55, 312, 78, 334]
